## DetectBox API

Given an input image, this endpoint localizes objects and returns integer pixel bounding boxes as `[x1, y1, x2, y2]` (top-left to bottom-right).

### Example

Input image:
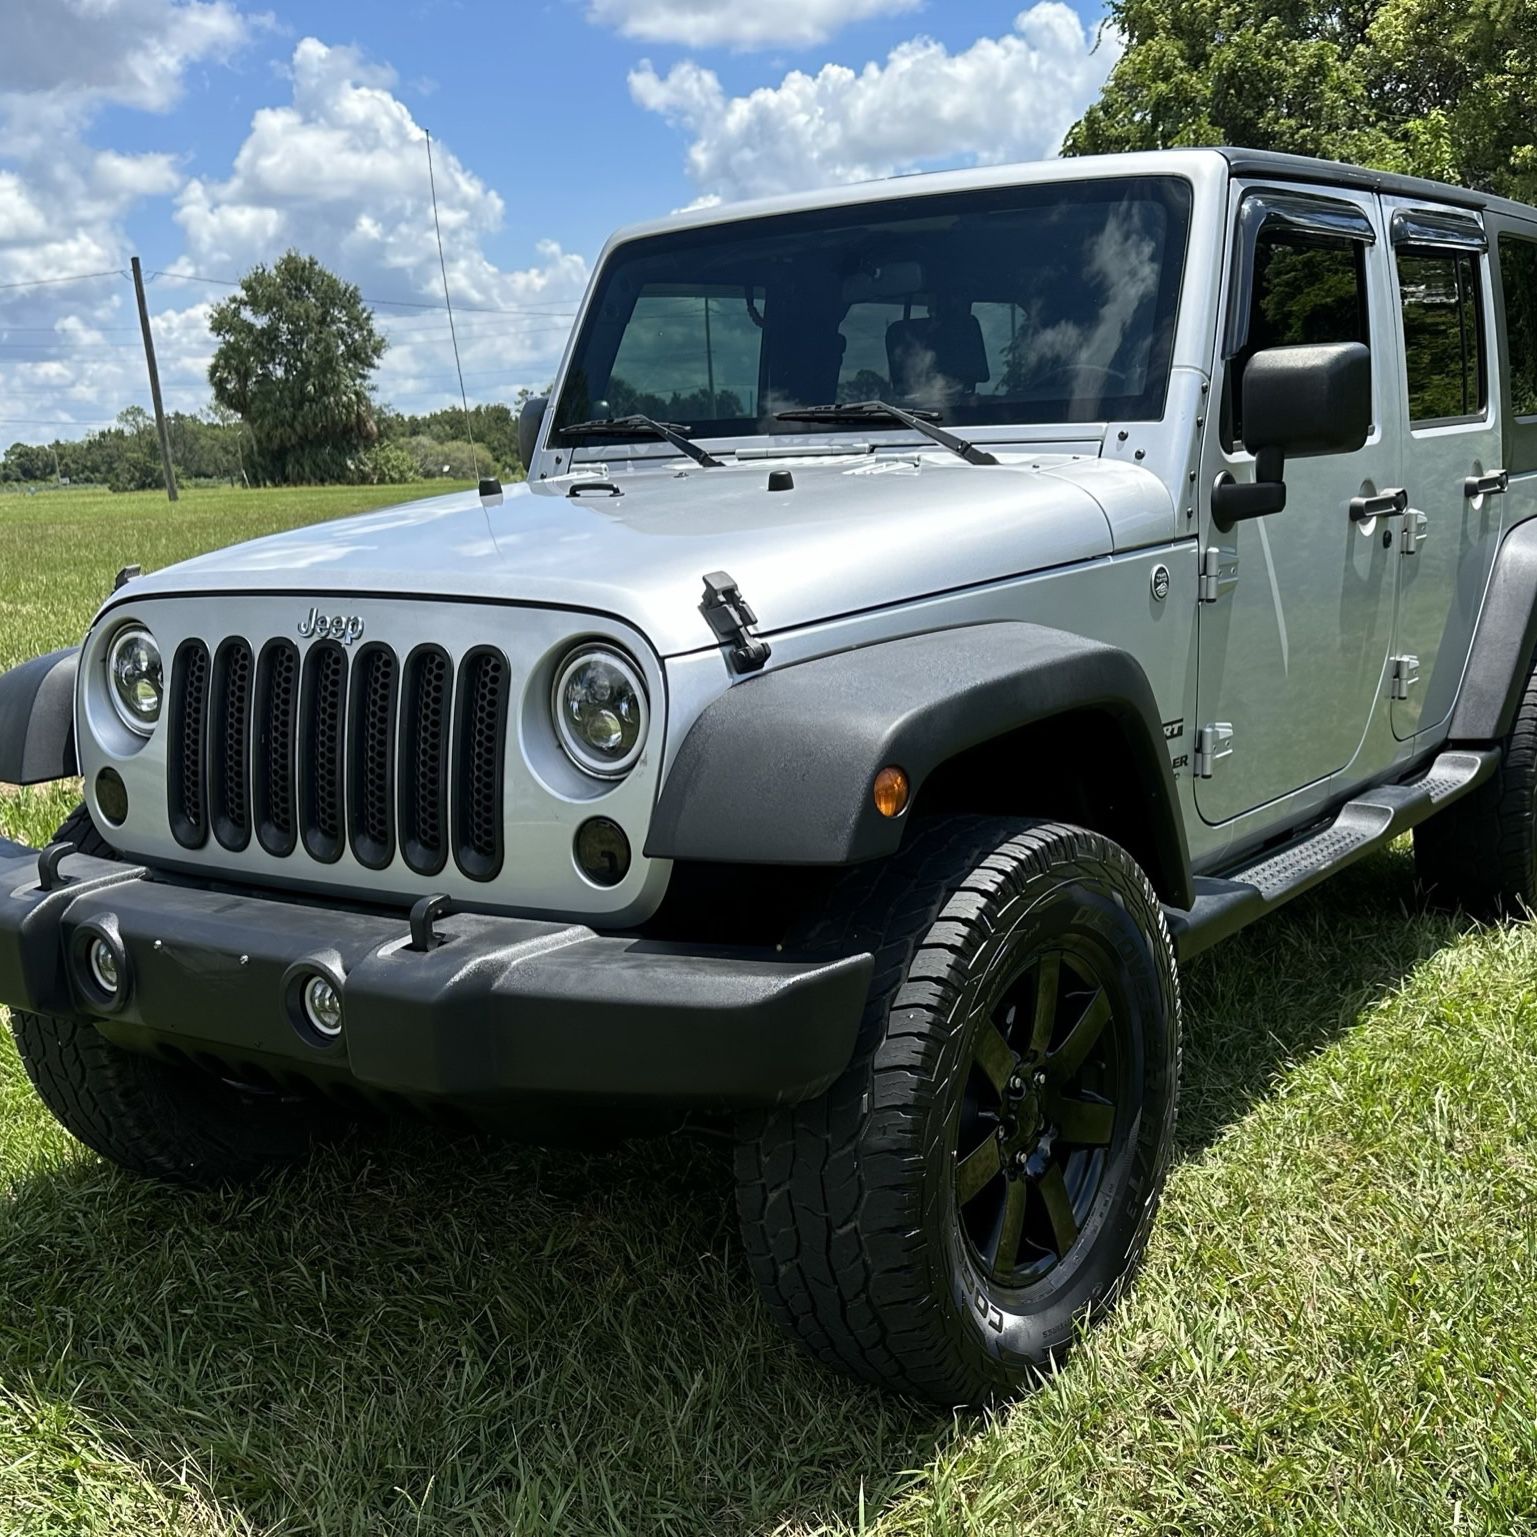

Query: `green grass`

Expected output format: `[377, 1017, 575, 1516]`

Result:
[3, 488, 1537, 1534]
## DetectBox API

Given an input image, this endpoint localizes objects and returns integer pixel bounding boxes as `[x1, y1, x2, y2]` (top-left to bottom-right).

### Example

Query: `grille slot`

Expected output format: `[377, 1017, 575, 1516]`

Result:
[167, 640, 210, 848]
[253, 640, 299, 856]
[452, 647, 510, 882]
[398, 645, 452, 876]
[208, 639, 253, 851]
[298, 642, 348, 863]
[347, 644, 398, 870]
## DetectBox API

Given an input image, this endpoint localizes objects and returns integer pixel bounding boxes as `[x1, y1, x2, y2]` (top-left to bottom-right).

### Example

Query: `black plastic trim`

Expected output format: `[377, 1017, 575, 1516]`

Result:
[252, 639, 299, 857]
[398, 644, 452, 877]
[1449, 517, 1537, 741]
[345, 642, 398, 872]
[208, 638, 254, 852]
[298, 640, 348, 865]
[0, 647, 78, 785]
[167, 640, 209, 850]
[451, 646, 509, 883]
[1390, 206, 1487, 251]
[0, 836, 871, 1111]
[647, 621, 1193, 908]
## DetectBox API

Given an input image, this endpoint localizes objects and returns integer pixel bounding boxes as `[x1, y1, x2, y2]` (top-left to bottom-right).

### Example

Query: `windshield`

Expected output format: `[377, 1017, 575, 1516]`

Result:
[553, 175, 1192, 448]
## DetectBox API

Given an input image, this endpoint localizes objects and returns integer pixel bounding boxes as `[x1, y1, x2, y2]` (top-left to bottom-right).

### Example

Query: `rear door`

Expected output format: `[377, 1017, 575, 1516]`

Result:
[1382, 201, 1506, 739]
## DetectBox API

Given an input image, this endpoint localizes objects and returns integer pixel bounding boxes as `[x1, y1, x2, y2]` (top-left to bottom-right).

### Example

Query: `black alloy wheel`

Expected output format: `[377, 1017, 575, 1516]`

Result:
[954, 945, 1121, 1288]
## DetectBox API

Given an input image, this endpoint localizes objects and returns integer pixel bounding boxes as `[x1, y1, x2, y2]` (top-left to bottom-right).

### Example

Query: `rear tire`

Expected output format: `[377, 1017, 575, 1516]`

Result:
[9, 805, 325, 1186]
[1415, 655, 1537, 914]
[734, 817, 1180, 1404]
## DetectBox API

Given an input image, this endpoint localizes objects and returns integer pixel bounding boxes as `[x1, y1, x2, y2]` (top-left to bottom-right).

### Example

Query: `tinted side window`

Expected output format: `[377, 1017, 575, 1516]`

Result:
[1231, 230, 1369, 443]
[1398, 249, 1485, 423]
[1500, 235, 1537, 416]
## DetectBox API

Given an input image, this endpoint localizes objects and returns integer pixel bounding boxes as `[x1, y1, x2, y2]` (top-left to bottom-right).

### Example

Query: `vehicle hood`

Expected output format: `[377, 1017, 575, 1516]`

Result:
[121, 453, 1173, 658]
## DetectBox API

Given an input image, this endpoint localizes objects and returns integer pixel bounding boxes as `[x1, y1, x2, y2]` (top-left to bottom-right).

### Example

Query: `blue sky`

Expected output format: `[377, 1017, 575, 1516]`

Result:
[0, 0, 1118, 439]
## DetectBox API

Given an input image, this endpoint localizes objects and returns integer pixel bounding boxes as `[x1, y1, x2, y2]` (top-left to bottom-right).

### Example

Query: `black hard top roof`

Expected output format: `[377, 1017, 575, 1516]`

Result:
[1216, 147, 1537, 225]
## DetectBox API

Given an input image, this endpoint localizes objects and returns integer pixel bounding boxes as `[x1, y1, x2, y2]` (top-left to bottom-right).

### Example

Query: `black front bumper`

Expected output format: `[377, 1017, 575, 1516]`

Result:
[0, 838, 871, 1111]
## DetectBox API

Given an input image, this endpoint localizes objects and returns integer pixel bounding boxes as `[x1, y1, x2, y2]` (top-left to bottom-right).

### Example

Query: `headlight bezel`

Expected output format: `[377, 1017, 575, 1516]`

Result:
[104, 623, 163, 737]
[551, 644, 649, 780]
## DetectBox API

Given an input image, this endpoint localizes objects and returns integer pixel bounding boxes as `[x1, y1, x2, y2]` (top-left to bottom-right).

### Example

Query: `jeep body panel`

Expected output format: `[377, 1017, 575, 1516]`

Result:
[110, 452, 1153, 660]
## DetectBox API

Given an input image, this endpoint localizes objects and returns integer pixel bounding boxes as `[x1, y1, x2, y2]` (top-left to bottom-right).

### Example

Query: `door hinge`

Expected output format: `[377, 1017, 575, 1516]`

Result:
[1400, 508, 1429, 556]
[1390, 654, 1420, 700]
[1195, 723, 1235, 778]
[700, 570, 771, 675]
[1198, 546, 1239, 603]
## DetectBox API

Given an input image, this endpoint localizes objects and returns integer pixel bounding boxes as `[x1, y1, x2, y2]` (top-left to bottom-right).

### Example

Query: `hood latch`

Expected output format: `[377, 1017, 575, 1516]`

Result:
[700, 570, 771, 676]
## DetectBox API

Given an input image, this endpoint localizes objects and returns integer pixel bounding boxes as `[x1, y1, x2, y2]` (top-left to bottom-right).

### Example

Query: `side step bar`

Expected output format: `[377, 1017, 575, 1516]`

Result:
[1166, 748, 1499, 959]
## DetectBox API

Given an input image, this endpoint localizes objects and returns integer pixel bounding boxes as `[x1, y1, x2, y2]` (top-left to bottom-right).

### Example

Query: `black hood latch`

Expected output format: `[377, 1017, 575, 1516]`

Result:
[700, 570, 771, 676]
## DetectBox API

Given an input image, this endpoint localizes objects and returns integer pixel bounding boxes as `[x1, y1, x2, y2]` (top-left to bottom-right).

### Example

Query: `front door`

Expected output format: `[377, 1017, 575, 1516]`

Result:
[1382, 200, 1507, 739]
[1195, 185, 1402, 824]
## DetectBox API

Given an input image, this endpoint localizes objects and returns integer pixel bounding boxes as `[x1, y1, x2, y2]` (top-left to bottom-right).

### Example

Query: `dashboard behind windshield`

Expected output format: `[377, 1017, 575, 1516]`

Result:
[553, 175, 1192, 447]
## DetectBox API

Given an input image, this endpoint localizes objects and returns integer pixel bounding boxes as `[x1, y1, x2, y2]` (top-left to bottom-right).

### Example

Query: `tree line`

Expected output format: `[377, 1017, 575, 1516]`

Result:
[3, 252, 539, 493]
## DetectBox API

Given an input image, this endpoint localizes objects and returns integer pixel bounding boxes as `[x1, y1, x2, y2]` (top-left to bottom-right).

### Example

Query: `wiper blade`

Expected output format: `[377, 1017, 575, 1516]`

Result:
[560, 415, 723, 468]
[774, 400, 999, 466]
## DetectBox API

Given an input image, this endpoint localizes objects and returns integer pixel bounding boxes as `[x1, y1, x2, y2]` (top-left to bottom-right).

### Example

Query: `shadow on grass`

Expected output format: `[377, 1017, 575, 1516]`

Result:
[0, 844, 1475, 1536]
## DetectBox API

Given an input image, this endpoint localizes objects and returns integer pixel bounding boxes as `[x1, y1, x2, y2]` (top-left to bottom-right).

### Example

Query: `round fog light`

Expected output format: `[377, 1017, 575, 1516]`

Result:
[96, 767, 129, 826]
[302, 974, 343, 1038]
[88, 937, 120, 996]
[575, 817, 631, 887]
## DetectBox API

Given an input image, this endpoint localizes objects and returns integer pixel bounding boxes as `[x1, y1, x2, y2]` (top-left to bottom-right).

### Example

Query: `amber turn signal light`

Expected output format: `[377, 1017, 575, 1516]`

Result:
[873, 765, 910, 818]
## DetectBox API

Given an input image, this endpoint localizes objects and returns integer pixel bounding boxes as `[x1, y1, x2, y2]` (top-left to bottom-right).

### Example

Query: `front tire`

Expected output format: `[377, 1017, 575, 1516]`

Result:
[735, 817, 1180, 1404]
[9, 806, 325, 1186]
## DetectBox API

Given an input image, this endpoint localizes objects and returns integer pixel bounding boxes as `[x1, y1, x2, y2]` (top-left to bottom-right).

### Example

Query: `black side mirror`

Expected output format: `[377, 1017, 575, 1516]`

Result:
[518, 395, 549, 473]
[1213, 342, 1371, 530]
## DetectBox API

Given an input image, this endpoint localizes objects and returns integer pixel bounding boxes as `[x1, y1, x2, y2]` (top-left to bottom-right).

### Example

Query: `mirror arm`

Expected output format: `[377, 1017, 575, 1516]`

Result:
[1211, 444, 1288, 533]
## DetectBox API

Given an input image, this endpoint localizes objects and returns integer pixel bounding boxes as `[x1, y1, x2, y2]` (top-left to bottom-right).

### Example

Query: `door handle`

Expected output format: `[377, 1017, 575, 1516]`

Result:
[1349, 487, 1408, 523]
[1464, 469, 1509, 499]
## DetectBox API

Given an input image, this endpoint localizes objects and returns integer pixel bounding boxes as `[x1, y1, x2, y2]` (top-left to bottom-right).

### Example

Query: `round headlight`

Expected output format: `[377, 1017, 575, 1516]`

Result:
[106, 625, 163, 735]
[552, 646, 648, 778]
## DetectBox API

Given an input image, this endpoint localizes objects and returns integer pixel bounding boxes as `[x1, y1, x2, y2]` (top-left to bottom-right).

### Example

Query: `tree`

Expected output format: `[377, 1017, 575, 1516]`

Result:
[208, 250, 387, 484]
[1064, 0, 1537, 201]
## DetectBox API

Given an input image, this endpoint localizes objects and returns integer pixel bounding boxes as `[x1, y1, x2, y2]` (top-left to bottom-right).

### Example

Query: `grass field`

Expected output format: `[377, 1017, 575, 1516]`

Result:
[3, 486, 1537, 1535]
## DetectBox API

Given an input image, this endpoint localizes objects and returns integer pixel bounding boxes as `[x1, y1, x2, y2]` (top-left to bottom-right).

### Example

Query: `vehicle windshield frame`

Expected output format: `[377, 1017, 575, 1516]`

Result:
[551, 173, 1194, 454]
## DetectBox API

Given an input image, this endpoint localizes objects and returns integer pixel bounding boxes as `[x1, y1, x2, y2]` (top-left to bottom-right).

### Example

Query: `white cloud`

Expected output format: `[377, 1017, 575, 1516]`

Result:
[171, 37, 588, 414]
[0, 0, 250, 150]
[630, 4, 1120, 202]
[0, 0, 257, 437]
[0, 29, 584, 439]
[587, 0, 919, 50]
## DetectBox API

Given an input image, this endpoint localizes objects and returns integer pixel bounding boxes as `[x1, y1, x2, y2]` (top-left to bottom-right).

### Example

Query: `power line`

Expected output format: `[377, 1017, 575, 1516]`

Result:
[144, 267, 577, 318]
[0, 269, 124, 292]
[0, 416, 124, 427]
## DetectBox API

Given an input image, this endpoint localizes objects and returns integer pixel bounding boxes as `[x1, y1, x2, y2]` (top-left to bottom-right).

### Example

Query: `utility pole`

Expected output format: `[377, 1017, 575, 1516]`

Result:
[130, 256, 178, 502]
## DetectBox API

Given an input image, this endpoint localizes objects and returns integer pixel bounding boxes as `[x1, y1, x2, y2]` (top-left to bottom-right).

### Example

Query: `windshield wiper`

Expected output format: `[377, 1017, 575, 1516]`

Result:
[560, 415, 723, 468]
[774, 400, 999, 466]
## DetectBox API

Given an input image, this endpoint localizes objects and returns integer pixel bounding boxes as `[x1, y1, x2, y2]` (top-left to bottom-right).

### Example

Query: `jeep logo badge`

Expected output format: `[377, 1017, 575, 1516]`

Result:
[297, 608, 365, 644]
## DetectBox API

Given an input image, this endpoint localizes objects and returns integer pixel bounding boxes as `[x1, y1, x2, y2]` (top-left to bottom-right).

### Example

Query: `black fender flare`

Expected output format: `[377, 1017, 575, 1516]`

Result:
[646, 622, 1193, 907]
[1450, 517, 1537, 742]
[0, 648, 78, 785]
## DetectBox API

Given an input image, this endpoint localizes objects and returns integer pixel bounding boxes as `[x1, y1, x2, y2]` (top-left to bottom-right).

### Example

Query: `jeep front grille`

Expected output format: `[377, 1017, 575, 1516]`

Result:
[168, 636, 509, 881]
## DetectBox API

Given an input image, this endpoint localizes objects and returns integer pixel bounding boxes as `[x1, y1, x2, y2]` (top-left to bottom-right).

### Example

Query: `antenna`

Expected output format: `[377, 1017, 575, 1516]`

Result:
[425, 128, 501, 504]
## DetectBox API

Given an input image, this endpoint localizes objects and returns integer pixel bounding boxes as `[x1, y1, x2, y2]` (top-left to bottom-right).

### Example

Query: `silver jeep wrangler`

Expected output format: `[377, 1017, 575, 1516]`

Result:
[5, 147, 1537, 1404]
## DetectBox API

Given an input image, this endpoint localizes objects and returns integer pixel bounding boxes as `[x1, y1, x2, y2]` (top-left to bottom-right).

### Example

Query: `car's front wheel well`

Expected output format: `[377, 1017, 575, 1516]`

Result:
[908, 709, 1184, 902]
